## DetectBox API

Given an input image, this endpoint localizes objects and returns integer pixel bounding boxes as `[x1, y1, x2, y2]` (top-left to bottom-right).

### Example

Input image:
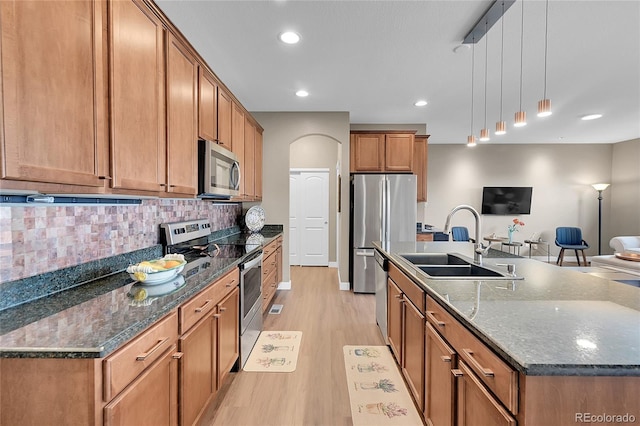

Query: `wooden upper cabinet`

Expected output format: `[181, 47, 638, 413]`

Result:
[198, 67, 218, 142]
[385, 133, 414, 172]
[243, 115, 255, 199]
[414, 135, 429, 202]
[350, 133, 385, 172]
[350, 131, 415, 172]
[166, 33, 198, 196]
[0, 0, 108, 188]
[217, 88, 232, 150]
[110, 0, 166, 193]
[255, 129, 263, 201]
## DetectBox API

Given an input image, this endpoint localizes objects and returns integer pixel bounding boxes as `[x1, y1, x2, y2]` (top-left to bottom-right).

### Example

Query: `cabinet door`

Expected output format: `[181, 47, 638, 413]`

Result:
[179, 315, 216, 426]
[166, 33, 197, 196]
[385, 133, 414, 172]
[425, 322, 456, 426]
[414, 135, 428, 202]
[104, 346, 179, 426]
[387, 278, 403, 363]
[0, 0, 108, 187]
[255, 129, 263, 200]
[217, 88, 232, 149]
[403, 299, 425, 411]
[275, 245, 282, 284]
[350, 133, 384, 172]
[198, 67, 217, 142]
[217, 286, 239, 386]
[454, 361, 516, 426]
[243, 113, 255, 199]
[110, 0, 166, 192]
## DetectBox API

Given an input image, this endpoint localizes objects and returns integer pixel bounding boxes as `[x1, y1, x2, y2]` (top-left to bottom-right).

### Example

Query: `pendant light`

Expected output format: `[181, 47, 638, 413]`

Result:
[537, 0, 552, 117]
[479, 20, 490, 142]
[514, 0, 527, 127]
[495, 1, 507, 135]
[467, 36, 477, 147]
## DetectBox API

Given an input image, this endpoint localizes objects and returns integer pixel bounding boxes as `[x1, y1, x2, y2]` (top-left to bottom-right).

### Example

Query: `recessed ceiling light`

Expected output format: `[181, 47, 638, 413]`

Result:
[295, 90, 308, 97]
[279, 31, 300, 44]
[581, 114, 603, 121]
[414, 100, 428, 107]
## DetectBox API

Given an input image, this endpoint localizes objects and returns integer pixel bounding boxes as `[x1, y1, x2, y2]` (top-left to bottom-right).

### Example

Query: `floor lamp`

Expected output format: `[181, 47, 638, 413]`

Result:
[592, 183, 610, 255]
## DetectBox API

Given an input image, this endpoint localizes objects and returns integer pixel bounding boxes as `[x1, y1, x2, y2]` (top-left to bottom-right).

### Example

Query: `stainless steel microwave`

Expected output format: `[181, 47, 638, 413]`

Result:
[198, 140, 240, 198]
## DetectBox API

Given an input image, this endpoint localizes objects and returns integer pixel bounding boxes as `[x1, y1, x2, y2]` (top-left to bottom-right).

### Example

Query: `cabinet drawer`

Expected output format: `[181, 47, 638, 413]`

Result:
[103, 310, 178, 401]
[262, 268, 277, 312]
[426, 296, 518, 414]
[262, 252, 277, 279]
[180, 268, 239, 334]
[262, 239, 279, 258]
[389, 263, 425, 312]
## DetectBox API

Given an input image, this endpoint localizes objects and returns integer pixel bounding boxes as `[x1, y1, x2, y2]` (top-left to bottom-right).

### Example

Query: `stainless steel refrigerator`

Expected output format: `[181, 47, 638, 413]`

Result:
[351, 174, 416, 293]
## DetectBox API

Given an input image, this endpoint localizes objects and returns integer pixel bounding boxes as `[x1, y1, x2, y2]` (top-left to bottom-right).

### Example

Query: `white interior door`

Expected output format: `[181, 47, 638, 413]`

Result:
[290, 169, 329, 266]
[289, 173, 300, 266]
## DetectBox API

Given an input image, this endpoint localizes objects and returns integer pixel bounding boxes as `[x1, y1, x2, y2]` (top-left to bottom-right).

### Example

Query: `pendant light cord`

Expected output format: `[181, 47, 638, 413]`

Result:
[518, 0, 525, 111]
[484, 20, 488, 129]
[470, 36, 475, 134]
[499, 1, 505, 121]
[543, 0, 549, 99]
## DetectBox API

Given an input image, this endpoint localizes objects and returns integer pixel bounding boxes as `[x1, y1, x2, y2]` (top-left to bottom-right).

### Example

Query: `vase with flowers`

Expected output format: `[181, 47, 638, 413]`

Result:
[507, 218, 525, 243]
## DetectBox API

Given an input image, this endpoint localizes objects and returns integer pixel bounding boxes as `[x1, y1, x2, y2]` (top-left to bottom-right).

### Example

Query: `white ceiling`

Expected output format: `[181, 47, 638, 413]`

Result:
[155, 0, 640, 145]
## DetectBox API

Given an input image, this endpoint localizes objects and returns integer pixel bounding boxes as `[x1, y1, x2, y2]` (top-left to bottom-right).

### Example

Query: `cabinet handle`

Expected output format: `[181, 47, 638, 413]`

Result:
[462, 349, 494, 377]
[451, 369, 463, 377]
[195, 299, 212, 313]
[226, 279, 236, 287]
[213, 313, 221, 318]
[136, 337, 169, 361]
[159, 183, 167, 187]
[426, 311, 445, 327]
[440, 355, 452, 363]
[172, 352, 184, 360]
[98, 176, 112, 180]
[219, 307, 227, 312]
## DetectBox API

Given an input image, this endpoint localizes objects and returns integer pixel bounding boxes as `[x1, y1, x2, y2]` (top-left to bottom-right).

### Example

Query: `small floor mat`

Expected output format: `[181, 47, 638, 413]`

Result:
[243, 331, 302, 372]
[344, 345, 423, 425]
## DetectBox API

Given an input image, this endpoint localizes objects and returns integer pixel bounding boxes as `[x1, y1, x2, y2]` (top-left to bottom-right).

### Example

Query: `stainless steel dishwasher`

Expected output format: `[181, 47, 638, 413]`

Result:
[374, 249, 389, 344]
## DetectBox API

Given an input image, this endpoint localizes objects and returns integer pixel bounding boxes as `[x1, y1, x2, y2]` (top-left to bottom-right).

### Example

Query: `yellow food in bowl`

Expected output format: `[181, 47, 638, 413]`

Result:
[163, 260, 182, 269]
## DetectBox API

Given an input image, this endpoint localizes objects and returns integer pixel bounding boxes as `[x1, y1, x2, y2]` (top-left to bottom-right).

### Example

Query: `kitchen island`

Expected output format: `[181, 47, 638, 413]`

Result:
[375, 240, 639, 426]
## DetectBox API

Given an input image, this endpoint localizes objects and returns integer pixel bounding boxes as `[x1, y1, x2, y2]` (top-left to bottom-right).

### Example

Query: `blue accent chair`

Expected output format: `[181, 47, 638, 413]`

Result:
[555, 227, 589, 266]
[451, 226, 475, 243]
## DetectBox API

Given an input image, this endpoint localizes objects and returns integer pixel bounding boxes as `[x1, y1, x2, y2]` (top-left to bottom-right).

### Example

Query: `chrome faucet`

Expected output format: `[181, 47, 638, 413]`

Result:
[443, 204, 489, 264]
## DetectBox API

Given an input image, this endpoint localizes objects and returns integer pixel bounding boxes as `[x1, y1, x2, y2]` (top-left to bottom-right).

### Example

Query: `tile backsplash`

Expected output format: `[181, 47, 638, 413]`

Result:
[0, 199, 242, 282]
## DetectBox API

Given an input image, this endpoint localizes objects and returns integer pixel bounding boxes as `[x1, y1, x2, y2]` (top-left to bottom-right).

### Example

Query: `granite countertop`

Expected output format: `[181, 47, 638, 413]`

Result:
[0, 231, 282, 359]
[374, 241, 640, 377]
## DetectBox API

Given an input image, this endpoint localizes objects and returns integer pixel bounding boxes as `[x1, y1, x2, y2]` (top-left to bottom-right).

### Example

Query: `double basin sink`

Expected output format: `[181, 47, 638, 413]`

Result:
[399, 253, 522, 280]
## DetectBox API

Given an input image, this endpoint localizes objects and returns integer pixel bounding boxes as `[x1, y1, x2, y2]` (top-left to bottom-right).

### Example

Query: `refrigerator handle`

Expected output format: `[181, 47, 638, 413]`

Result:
[379, 177, 384, 243]
[385, 177, 391, 243]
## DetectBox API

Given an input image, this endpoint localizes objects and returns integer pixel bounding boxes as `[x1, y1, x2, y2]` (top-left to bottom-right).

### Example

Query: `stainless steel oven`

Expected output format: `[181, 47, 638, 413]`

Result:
[239, 250, 263, 367]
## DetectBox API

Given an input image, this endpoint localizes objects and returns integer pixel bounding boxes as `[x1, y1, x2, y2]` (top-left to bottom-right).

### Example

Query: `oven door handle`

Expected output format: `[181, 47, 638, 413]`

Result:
[241, 254, 262, 271]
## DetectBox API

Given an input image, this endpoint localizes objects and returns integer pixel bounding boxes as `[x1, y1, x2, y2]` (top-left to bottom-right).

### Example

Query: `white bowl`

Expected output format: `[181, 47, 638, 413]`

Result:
[127, 257, 186, 285]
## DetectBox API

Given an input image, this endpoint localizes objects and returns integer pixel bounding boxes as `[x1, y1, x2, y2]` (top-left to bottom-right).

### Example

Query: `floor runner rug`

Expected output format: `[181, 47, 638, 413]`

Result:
[243, 331, 302, 372]
[344, 345, 423, 425]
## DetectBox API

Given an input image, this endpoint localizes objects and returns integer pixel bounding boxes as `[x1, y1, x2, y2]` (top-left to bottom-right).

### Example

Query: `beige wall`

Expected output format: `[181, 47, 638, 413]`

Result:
[610, 138, 640, 238]
[252, 112, 350, 285]
[290, 136, 340, 263]
[422, 141, 640, 256]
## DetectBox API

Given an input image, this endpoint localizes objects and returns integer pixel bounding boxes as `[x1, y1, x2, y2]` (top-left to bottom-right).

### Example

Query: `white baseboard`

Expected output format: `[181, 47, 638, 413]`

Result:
[329, 261, 338, 268]
[277, 281, 291, 290]
[339, 281, 350, 291]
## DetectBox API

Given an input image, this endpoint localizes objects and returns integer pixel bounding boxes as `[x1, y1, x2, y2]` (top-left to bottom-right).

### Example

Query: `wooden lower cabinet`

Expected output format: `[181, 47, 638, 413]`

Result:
[387, 278, 403, 362]
[424, 322, 456, 426]
[104, 345, 179, 426]
[261, 236, 283, 312]
[217, 286, 240, 385]
[403, 296, 425, 411]
[453, 361, 516, 426]
[180, 315, 216, 426]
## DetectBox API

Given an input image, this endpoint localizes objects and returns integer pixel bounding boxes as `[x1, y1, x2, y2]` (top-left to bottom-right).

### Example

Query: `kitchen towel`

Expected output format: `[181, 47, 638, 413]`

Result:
[243, 331, 302, 372]
[344, 345, 423, 426]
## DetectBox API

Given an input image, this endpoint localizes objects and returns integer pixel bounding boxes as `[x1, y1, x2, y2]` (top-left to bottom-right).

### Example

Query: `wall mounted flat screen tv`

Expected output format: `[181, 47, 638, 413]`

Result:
[481, 186, 533, 215]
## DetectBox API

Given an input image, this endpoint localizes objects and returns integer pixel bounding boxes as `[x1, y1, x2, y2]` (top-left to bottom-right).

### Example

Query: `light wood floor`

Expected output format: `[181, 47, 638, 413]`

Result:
[199, 266, 385, 426]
